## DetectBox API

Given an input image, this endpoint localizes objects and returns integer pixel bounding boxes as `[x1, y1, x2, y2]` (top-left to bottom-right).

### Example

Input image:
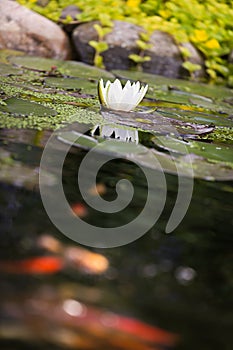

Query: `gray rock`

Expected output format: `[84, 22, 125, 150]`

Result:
[72, 20, 205, 79]
[142, 31, 183, 78]
[60, 5, 81, 20]
[0, 0, 71, 59]
[72, 20, 143, 70]
[59, 5, 82, 33]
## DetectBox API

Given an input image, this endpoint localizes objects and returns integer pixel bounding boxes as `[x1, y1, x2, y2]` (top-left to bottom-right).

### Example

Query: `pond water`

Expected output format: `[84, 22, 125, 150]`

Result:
[0, 52, 233, 350]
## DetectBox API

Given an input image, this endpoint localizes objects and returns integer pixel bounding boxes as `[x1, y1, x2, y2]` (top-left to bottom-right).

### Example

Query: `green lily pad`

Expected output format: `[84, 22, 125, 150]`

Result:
[100, 108, 214, 137]
[9, 56, 114, 79]
[44, 77, 97, 94]
[113, 70, 233, 100]
[44, 77, 83, 90]
[152, 135, 233, 165]
[0, 49, 25, 64]
[0, 97, 57, 117]
[0, 63, 22, 76]
[155, 106, 233, 128]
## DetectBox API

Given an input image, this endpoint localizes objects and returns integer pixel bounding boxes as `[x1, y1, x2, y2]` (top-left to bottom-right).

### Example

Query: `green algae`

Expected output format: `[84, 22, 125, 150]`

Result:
[0, 52, 105, 130]
[0, 105, 103, 131]
[200, 127, 233, 143]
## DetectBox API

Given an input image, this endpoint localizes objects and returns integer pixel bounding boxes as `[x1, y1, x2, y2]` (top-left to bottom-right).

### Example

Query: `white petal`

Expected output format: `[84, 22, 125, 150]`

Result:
[122, 80, 132, 92]
[134, 84, 148, 106]
[98, 79, 106, 105]
[99, 79, 112, 106]
[117, 81, 142, 111]
[134, 81, 141, 94]
[112, 79, 123, 95]
[106, 85, 119, 108]
[121, 87, 134, 104]
[105, 79, 124, 109]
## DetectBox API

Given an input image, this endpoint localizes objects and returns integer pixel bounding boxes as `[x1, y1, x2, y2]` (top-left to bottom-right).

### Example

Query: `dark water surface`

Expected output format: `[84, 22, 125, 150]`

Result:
[0, 127, 233, 350]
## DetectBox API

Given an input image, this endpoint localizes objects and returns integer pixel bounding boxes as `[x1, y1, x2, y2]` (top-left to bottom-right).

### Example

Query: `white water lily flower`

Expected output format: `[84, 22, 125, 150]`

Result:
[98, 78, 148, 112]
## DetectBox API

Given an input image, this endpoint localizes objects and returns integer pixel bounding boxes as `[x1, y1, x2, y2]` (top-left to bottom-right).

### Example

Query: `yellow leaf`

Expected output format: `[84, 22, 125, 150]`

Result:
[126, 0, 141, 8]
[192, 29, 209, 42]
[205, 39, 220, 49]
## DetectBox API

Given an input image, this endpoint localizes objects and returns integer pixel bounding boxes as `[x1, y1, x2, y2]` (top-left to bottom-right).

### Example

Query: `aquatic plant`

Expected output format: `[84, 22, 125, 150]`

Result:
[98, 78, 148, 111]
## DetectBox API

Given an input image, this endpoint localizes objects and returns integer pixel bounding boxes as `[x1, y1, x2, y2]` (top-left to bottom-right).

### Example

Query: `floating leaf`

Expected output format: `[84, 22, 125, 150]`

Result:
[0, 63, 22, 76]
[44, 77, 98, 95]
[113, 70, 233, 100]
[152, 135, 233, 165]
[9, 56, 114, 79]
[44, 77, 83, 90]
[100, 108, 214, 137]
[0, 97, 57, 117]
[0, 49, 25, 64]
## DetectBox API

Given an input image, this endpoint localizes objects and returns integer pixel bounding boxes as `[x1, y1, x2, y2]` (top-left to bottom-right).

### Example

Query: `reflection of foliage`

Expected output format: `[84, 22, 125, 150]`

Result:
[17, 0, 233, 84]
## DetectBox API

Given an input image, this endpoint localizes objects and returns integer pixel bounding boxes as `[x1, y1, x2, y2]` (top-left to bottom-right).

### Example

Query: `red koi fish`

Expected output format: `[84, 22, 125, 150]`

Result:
[0, 256, 63, 274]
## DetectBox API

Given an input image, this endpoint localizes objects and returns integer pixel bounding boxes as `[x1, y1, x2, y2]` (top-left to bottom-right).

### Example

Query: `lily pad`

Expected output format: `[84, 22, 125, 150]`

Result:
[9, 56, 114, 79]
[0, 49, 25, 64]
[114, 70, 233, 120]
[0, 63, 22, 76]
[152, 135, 233, 165]
[0, 97, 57, 117]
[44, 77, 84, 90]
[100, 108, 214, 138]
[113, 70, 233, 100]
[156, 106, 233, 128]
[44, 77, 97, 94]
[150, 150, 233, 181]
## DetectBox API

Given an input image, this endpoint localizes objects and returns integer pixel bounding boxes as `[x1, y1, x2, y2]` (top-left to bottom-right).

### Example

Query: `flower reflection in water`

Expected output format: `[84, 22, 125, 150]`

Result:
[91, 124, 139, 144]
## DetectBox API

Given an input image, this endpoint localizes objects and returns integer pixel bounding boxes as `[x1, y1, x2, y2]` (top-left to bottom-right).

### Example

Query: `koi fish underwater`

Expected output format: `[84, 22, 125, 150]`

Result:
[0, 286, 179, 350]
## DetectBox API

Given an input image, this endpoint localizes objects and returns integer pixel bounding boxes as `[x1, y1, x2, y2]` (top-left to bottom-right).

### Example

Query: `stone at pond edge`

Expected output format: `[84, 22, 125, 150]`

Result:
[59, 5, 82, 33]
[72, 21, 204, 79]
[72, 20, 144, 70]
[142, 31, 204, 79]
[142, 31, 182, 78]
[0, 0, 71, 59]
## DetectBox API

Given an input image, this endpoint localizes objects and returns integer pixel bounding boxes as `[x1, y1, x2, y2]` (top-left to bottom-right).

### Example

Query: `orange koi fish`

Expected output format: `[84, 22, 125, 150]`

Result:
[0, 256, 63, 274]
